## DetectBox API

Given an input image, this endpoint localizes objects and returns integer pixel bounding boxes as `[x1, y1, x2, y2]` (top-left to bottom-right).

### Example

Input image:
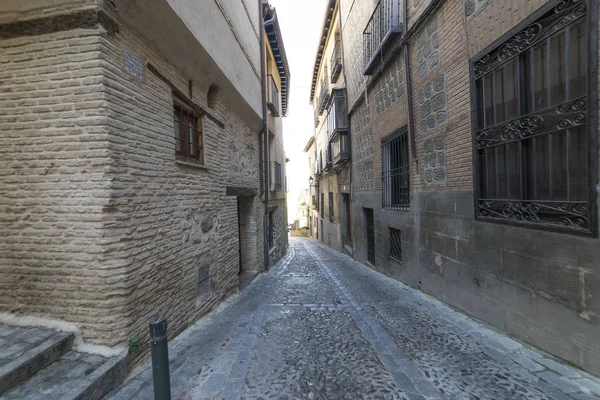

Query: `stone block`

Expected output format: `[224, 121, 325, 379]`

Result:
[427, 232, 456, 259]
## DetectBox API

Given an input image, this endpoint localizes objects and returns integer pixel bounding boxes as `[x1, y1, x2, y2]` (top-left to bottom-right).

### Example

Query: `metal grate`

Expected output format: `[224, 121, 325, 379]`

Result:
[365, 208, 375, 265]
[174, 102, 204, 164]
[389, 227, 402, 262]
[197, 266, 210, 297]
[382, 128, 410, 210]
[267, 74, 280, 117]
[363, 0, 402, 74]
[472, 0, 593, 234]
[271, 161, 282, 191]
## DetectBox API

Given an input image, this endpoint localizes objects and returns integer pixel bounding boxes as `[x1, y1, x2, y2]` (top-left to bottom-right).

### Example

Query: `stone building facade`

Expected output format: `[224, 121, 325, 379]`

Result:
[0, 0, 289, 359]
[338, 0, 600, 375]
[306, 0, 352, 256]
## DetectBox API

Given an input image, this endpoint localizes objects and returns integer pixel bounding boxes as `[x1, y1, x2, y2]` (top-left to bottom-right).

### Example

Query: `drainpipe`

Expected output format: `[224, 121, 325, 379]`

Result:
[260, 1, 271, 270]
[402, 0, 417, 161]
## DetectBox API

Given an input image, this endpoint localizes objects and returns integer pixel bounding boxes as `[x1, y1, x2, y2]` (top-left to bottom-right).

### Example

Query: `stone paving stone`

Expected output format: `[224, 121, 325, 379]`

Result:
[537, 371, 589, 395]
[574, 379, 600, 396]
[108, 239, 600, 400]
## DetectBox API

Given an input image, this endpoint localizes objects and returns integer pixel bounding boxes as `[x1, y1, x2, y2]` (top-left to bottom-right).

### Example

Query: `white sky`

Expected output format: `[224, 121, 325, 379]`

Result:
[270, 0, 328, 222]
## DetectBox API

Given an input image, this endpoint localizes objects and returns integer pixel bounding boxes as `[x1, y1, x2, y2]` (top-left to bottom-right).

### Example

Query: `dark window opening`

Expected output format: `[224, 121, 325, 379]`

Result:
[382, 128, 410, 211]
[389, 227, 402, 263]
[329, 192, 334, 222]
[365, 208, 375, 265]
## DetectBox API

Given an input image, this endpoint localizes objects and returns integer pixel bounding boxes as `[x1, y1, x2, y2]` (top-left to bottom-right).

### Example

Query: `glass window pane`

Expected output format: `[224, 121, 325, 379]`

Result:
[568, 19, 587, 100]
[497, 145, 507, 198]
[484, 75, 494, 127]
[174, 109, 183, 152]
[507, 142, 521, 199]
[487, 147, 497, 198]
[532, 43, 548, 112]
[494, 69, 506, 125]
[551, 131, 568, 201]
[534, 135, 550, 200]
[568, 127, 588, 201]
[505, 59, 519, 121]
[479, 150, 488, 198]
[550, 32, 567, 106]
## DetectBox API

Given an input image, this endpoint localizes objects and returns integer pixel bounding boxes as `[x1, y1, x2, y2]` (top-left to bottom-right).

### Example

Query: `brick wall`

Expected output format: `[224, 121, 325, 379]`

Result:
[0, 13, 266, 351]
[0, 27, 114, 341]
[342, 0, 600, 375]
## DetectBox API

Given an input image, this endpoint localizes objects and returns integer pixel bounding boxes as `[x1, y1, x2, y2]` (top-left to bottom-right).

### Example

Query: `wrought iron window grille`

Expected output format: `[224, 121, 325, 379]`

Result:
[470, 0, 595, 235]
[382, 128, 410, 211]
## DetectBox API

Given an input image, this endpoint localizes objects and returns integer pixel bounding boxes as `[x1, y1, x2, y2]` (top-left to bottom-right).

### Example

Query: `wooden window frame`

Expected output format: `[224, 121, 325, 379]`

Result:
[469, 0, 598, 236]
[174, 100, 204, 165]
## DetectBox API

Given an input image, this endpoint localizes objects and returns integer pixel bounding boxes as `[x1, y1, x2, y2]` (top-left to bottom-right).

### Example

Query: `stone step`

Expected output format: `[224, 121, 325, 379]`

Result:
[0, 325, 74, 395]
[0, 351, 126, 400]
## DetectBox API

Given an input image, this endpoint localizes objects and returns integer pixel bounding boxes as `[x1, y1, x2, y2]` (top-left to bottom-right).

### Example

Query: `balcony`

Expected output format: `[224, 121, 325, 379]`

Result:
[267, 74, 280, 117]
[270, 161, 282, 191]
[332, 132, 350, 165]
[327, 89, 348, 141]
[314, 108, 319, 128]
[330, 39, 342, 83]
[317, 77, 330, 115]
[363, 0, 403, 75]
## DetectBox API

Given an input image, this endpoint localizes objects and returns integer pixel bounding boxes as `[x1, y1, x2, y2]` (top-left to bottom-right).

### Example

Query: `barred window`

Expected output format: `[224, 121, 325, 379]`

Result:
[382, 128, 410, 210]
[472, 0, 594, 235]
[329, 192, 334, 222]
[174, 102, 204, 164]
[389, 227, 402, 263]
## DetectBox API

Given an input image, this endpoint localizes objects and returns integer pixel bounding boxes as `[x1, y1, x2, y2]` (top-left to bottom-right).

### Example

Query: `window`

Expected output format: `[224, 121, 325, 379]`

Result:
[365, 208, 375, 265]
[329, 192, 334, 222]
[472, 0, 594, 235]
[389, 228, 402, 263]
[320, 193, 325, 218]
[174, 102, 204, 164]
[382, 128, 410, 210]
[268, 211, 274, 248]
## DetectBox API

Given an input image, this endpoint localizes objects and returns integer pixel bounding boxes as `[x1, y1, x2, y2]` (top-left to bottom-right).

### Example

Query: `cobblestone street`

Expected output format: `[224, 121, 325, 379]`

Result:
[108, 238, 600, 400]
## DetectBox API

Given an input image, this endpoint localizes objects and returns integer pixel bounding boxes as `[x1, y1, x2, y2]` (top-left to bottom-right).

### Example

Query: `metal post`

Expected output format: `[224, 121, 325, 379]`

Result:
[149, 316, 171, 400]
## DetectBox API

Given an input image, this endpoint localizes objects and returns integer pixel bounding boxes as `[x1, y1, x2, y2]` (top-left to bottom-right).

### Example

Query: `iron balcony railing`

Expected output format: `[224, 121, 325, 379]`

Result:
[330, 39, 342, 83]
[327, 89, 348, 141]
[363, 0, 403, 74]
[314, 108, 319, 127]
[324, 146, 333, 171]
[318, 77, 330, 115]
[270, 161, 282, 191]
[267, 74, 280, 117]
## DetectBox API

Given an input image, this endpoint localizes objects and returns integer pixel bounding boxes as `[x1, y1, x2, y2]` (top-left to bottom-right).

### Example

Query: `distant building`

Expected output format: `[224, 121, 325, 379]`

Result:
[305, 0, 352, 255]
[0, 0, 289, 361]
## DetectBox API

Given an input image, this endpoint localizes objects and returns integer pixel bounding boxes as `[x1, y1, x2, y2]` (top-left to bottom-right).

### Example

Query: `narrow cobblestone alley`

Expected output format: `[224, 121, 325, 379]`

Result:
[108, 239, 600, 400]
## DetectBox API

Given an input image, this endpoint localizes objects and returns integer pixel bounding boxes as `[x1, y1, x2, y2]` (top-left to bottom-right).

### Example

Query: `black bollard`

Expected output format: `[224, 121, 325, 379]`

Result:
[149, 316, 171, 400]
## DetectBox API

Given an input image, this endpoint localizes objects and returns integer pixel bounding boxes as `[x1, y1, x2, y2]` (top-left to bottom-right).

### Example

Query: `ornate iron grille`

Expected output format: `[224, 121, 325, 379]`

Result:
[471, 0, 594, 234]
[382, 128, 410, 211]
[365, 208, 376, 265]
[389, 227, 402, 262]
[330, 39, 342, 83]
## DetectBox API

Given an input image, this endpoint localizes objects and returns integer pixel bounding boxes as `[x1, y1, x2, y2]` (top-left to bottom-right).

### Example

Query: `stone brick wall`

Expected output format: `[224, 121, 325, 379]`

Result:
[343, 0, 600, 375]
[0, 10, 267, 352]
[0, 27, 114, 342]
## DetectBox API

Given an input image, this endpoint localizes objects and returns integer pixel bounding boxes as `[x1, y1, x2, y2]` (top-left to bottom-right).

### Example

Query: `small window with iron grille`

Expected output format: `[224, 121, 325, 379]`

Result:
[382, 127, 410, 211]
[471, 0, 596, 235]
[329, 192, 334, 222]
[321, 193, 325, 218]
[173, 101, 204, 164]
[389, 227, 402, 263]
